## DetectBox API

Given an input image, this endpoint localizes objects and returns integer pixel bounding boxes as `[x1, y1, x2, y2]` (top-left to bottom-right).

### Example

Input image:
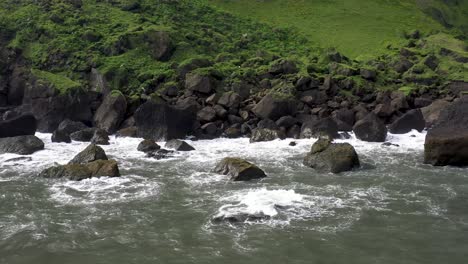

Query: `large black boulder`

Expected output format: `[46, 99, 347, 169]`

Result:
[353, 113, 387, 142]
[424, 98, 468, 166]
[0, 135, 44, 155]
[214, 157, 267, 181]
[303, 138, 360, 173]
[134, 101, 196, 141]
[0, 114, 37, 138]
[93, 91, 127, 134]
[57, 119, 88, 135]
[252, 94, 296, 121]
[389, 109, 425, 134]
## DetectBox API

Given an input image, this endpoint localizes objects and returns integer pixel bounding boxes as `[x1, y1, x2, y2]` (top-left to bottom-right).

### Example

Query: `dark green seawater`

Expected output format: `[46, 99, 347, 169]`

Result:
[0, 133, 467, 264]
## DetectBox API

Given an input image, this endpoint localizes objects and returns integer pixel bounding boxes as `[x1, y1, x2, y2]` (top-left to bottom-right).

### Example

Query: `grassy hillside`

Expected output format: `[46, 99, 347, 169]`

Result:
[209, 0, 468, 59]
[0, 0, 466, 99]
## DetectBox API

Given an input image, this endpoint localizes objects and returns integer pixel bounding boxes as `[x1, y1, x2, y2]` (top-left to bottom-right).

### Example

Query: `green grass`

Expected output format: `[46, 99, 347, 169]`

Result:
[208, 0, 466, 59]
[31, 69, 81, 93]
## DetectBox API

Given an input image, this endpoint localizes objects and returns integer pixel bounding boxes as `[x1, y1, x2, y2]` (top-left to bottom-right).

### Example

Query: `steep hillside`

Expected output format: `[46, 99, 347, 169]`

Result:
[209, 0, 468, 59]
[0, 0, 466, 102]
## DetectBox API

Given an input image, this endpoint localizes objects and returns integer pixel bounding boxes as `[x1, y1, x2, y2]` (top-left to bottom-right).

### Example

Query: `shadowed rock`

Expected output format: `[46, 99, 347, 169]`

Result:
[214, 157, 267, 181]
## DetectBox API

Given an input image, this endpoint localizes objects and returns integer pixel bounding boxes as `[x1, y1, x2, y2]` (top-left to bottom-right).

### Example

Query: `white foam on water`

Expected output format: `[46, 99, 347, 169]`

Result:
[49, 175, 160, 205]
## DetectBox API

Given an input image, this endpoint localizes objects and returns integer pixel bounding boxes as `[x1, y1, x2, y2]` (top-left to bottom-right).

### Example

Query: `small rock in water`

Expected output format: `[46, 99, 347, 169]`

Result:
[165, 139, 195, 151]
[214, 157, 267, 181]
[382, 142, 400, 147]
[4, 157, 32, 163]
[68, 144, 108, 164]
[303, 138, 360, 173]
[137, 139, 161, 153]
[250, 128, 285, 143]
[212, 212, 270, 224]
[289, 141, 297, 146]
[146, 149, 174, 160]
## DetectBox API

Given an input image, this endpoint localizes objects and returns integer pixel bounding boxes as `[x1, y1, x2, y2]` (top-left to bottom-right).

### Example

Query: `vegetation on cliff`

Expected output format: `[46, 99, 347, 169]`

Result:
[0, 0, 466, 99]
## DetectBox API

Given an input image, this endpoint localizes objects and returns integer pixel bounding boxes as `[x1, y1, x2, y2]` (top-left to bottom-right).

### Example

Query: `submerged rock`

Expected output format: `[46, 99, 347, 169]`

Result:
[303, 138, 360, 173]
[68, 144, 108, 164]
[164, 139, 195, 151]
[0, 135, 44, 155]
[214, 157, 267, 181]
[39, 160, 120, 181]
[250, 128, 285, 143]
[146, 149, 174, 160]
[212, 212, 270, 224]
[137, 139, 161, 153]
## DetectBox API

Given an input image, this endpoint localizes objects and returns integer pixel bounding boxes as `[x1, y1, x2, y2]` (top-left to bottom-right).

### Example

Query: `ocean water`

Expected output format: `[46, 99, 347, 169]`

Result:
[0, 132, 467, 264]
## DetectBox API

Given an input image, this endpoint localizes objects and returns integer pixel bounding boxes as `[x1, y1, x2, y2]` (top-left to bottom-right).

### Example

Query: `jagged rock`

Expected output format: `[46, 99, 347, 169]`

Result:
[51, 129, 71, 143]
[90, 129, 110, 145]
[137, 139, 160, 153]
[218, 92, 241, 109]
[214, 157, 267, 181]
[0, 114, 37, 138]
[134, 101, 195, 141]
[165, 139, 195, 151]
[57, 119, 88, 135]
[39, 160, 120, 181]
[93, 91, 127, 134]
[68, 144, 108, 165]
[389, 109, 425, 134]
[421, 99, 450, 128]
[185, 73, 213, 94]
[353, 113, 387, 142]
[197, 106, 217, 123]
[303, 138, 360, 173]
[0, 135, 44, 155]
[424, 98, 468, 166]
[70, 128, 97, 142]
[250, 128, 285, 143]
[253, 94, 296, 121]
[300, 118, 339, 139]
[213, 105, 228, 119]
[146, 30, 174, 61]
